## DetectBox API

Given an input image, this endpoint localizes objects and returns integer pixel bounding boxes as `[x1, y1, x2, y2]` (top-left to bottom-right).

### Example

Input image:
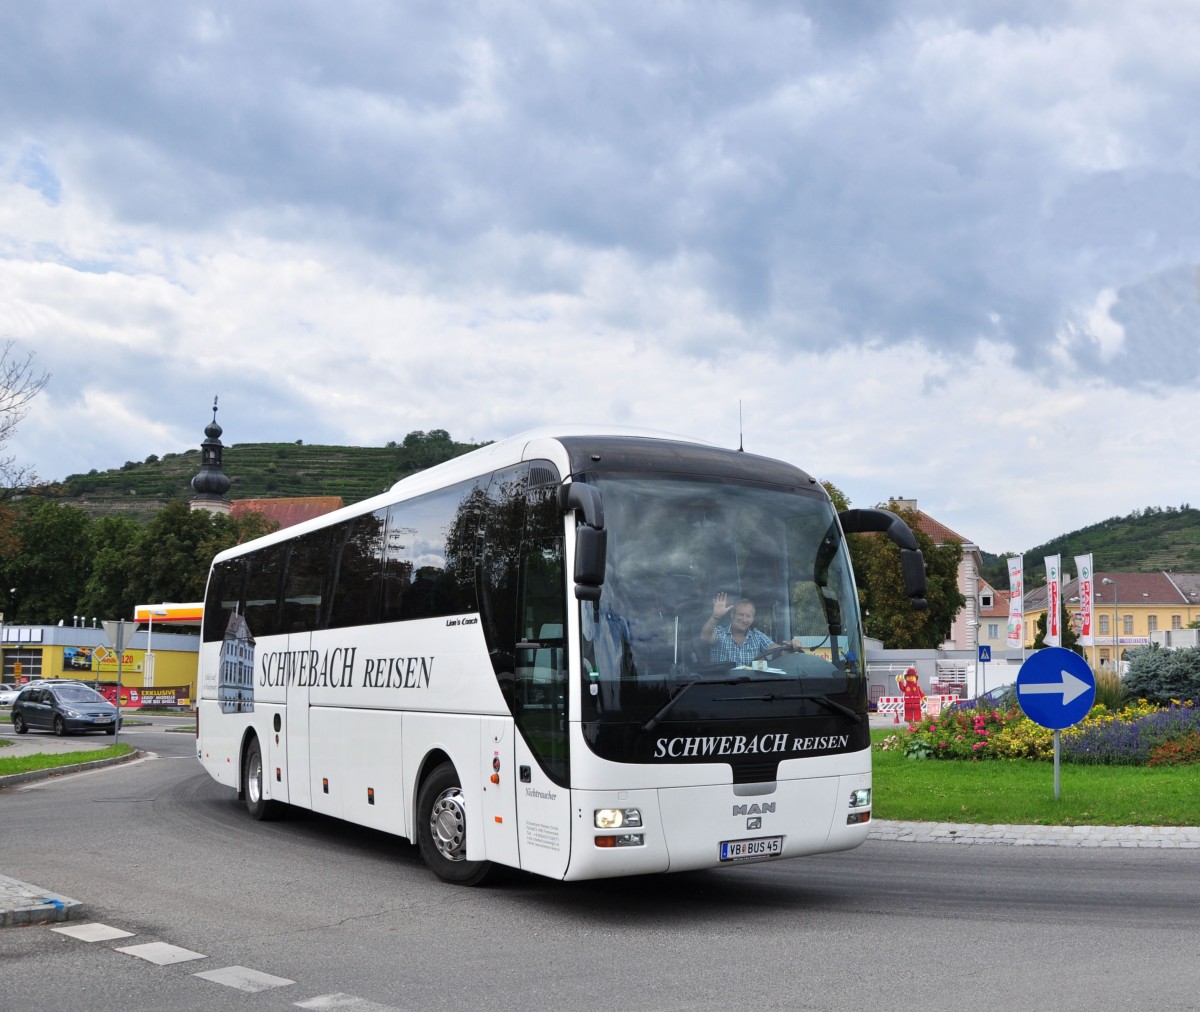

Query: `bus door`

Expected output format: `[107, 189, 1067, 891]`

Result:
[512, 537, 572, 878]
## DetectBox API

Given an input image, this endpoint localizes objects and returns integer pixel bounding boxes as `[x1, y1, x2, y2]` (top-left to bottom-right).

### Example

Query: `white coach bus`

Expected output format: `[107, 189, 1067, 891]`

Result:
[196, 428, 926, 884]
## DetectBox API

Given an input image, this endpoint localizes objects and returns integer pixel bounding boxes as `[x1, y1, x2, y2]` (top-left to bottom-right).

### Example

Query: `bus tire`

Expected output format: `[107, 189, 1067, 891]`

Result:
[416, 762, 493, 886]
[242, 737, 280, 821]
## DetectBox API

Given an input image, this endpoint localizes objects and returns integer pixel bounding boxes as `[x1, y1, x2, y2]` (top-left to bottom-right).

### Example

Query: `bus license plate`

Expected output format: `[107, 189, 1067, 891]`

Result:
[720, 836, 783, 862]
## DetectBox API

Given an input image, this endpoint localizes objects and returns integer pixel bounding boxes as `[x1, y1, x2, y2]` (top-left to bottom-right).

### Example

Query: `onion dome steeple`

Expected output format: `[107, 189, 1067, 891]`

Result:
[190, 396, 232, 514]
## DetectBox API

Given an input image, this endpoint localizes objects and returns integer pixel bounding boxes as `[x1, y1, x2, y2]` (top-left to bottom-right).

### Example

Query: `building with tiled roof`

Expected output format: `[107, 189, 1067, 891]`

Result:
[976, 578, 1011, 655]
[230, 496, 345, 531]
[1025, 570, 1200, 668]
[188, 402, 346, 532]
[886, 497, 984, 652]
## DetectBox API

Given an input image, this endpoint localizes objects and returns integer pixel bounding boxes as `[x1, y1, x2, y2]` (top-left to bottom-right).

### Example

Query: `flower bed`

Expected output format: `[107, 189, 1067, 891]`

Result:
[885, 698, 1200, 766]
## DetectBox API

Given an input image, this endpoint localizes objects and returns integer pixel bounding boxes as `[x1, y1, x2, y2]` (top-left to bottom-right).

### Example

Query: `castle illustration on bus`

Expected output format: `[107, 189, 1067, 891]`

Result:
[196, 427, 926, 884]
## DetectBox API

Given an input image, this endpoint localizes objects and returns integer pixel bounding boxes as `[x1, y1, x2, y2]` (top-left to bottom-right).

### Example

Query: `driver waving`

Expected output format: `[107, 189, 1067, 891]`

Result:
[700, 593, 803, 665]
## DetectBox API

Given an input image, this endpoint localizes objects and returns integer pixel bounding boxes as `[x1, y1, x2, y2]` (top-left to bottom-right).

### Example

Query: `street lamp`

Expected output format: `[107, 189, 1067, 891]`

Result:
[1102, 577, 1119, 672]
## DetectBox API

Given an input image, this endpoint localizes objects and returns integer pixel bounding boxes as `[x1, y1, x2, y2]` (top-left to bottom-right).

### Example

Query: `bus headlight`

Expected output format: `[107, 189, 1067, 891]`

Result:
[594, 807, 642, 829]
[848, 788, 871, 808]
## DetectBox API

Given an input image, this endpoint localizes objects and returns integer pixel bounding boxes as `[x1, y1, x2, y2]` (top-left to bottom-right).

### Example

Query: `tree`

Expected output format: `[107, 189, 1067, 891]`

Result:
[2, 500, 92, 623]
[0, 341, 50, 494]
[847, 507, 966, 650]
[77, 514, 143, 621]
[124, 502, 278, 605]
[1031, 601, 1083, 655]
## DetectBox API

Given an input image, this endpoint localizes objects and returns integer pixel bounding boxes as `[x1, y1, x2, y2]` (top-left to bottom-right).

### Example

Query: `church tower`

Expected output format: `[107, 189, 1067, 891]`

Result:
[190, 396, 232, 514]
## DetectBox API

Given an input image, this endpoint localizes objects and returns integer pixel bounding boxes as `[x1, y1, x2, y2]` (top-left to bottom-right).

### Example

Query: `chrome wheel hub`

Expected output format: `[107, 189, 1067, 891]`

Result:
[429, 788, 468, 862]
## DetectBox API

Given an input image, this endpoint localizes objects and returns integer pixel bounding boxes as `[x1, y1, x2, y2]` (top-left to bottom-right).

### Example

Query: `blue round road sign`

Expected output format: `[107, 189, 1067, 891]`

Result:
[1016, 647, 1096, 730]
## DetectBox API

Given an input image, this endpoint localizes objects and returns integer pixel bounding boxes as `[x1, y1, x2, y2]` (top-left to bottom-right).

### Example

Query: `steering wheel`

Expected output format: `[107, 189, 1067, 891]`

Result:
[756, 643, 797, 662]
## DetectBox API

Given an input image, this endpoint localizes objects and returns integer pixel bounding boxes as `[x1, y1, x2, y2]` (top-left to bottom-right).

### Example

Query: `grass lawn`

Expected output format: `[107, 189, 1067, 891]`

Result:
[871, 728, 1200, 826]
[0, 743, 135, 777]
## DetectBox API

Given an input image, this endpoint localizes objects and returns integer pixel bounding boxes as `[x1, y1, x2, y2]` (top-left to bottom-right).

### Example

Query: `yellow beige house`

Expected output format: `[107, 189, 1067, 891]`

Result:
[1023, 572, 1200, 669]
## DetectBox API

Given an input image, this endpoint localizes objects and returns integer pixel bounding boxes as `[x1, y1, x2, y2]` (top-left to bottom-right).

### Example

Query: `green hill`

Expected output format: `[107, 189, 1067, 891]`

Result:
[46, 430, 484, 519]
[41, 436, 1200, 584]
[980, 505, 1200, 587]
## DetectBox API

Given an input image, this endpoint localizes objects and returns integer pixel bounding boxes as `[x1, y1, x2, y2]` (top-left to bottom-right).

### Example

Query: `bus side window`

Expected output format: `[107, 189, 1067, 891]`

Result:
[326, 511, 386, 631]
[203, 558, 246, 642]
[382, 479, 482, 623]
[244, 543, 286, 640]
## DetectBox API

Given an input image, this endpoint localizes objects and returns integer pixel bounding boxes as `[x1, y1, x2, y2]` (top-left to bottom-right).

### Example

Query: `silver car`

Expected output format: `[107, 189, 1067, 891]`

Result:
[0, 682, 19, 707]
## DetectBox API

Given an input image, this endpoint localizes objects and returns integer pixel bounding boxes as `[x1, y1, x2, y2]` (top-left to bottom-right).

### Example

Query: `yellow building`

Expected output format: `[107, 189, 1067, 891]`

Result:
[2, 603, 201, 707]
[1023, 572, 1200, 668]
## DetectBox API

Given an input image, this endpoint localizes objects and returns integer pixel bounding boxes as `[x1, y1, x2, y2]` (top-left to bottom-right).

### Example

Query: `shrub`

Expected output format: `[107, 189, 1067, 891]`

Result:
[989, 717, 1055, 760]
[1148, 732, 1200, 767]
[895, 706, 1017, 761]
[1122, 645, 1200, 706]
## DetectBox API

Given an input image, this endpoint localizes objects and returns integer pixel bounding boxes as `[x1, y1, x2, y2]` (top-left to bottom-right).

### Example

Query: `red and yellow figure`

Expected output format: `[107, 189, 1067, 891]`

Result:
[896, 667, 925, 723]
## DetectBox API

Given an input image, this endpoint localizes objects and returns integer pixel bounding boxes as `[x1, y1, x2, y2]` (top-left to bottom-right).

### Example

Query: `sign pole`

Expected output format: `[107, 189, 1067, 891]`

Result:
[1053, 730, 1061, 800]
[114, 619, 124, 746]
[101, 618, 128, 744]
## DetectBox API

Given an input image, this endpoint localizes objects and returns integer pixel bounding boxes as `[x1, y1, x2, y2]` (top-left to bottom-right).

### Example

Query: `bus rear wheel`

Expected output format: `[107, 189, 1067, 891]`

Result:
[242, 737, 280, 821]
[416, 762, 493, 886]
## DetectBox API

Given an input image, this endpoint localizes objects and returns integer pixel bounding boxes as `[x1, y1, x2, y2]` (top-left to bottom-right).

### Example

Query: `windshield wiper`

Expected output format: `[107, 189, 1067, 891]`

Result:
[714, 692, 864, 725]
[642, 677, 748, 733]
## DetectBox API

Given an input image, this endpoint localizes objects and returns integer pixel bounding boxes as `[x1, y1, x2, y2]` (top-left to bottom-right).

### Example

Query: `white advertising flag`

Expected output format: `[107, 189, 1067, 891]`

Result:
[1075, 553, 1094, 647]
[1005, 556, 1024, 649]
[1044, 554, 1061, 647]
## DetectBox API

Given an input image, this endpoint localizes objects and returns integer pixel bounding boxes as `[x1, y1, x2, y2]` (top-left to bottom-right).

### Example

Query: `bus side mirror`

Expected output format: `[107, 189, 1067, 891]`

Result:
[559, 482, 607, 609]
[900, 548, 928, 611]
[839, 507, 928, 610]
[574, 525, 607, 591]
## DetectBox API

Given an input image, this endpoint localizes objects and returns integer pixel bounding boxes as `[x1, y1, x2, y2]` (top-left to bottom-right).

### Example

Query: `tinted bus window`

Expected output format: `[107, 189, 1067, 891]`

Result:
[382, 480, 481, 623]
[283, 529, 329, 634]
[325, 511, 386, 631]
[244, 543, 286, 639]
[203, 558, 246, 642]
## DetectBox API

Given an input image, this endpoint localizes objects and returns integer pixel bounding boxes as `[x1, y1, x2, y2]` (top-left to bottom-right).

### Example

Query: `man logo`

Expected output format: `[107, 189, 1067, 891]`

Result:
[747, 816, 762, 830]
[732, 802, 776, 816]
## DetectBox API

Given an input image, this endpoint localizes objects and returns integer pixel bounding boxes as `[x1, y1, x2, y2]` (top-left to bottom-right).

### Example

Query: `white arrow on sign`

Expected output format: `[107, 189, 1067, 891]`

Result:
[1019, 670, 1091, 706]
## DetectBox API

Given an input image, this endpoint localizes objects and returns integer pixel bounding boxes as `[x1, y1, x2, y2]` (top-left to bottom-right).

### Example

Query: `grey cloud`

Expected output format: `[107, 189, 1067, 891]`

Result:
[1105, 265, 1200, 385]
[3, 2, 1198, 388]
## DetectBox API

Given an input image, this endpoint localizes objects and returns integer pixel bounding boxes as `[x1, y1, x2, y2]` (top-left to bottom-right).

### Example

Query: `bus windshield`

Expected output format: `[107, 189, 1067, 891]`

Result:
[578, 476, 866, 728]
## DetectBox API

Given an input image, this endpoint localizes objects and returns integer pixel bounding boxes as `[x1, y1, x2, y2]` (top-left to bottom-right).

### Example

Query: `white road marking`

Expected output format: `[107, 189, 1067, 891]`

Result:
[194, 966, 295, 992]
[51, 922, 134, 942]
[295, 994, 400, 1010]
[115, 941, 207, 965]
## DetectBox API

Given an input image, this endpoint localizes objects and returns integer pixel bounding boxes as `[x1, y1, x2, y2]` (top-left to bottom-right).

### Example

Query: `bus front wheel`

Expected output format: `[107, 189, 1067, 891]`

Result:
[416, 762, 493, 886]
[243, 737, 280, 821]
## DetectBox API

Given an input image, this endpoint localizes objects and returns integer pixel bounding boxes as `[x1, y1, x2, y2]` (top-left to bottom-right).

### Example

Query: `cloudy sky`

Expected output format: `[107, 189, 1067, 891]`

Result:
[2, 1, 1198, 555]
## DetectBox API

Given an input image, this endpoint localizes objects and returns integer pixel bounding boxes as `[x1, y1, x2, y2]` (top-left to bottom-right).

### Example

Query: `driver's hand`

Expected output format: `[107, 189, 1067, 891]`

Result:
[711, 592, 733, 619]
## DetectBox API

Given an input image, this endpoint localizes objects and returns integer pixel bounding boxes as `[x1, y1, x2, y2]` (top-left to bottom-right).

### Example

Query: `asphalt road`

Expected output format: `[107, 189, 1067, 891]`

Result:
[2, 717, 1199, 1011]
